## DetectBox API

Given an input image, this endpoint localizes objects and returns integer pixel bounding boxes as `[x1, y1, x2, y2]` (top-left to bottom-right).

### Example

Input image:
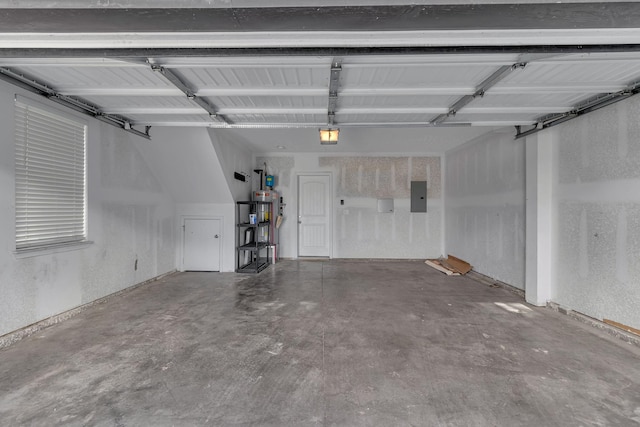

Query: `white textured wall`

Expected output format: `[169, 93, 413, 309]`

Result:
[0, 82, 176, 337]
[208, 129, 253, 202]
[142, 127, 233, 204]
[553, 97, 640, 330]
[256, 153, 443, 260]
[147, 128, 252, 273]
[445, 132, 526, 289]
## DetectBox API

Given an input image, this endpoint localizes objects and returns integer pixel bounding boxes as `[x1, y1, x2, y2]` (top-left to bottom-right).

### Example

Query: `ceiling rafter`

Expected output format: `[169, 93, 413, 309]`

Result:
[327, 58, 342, 126]
[5, 45, 640, 61]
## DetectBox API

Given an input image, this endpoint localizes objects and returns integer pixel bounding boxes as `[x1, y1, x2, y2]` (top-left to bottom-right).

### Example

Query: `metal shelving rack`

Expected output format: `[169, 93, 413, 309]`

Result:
[236, 200, 271, 273]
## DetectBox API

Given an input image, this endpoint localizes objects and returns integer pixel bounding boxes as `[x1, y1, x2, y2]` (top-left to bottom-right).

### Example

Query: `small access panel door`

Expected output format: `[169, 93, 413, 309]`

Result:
[183, 218, 221, 271]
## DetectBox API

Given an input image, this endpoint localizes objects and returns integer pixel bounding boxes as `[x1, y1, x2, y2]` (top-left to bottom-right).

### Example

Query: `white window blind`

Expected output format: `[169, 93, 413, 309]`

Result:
[15, 101, 87, 251]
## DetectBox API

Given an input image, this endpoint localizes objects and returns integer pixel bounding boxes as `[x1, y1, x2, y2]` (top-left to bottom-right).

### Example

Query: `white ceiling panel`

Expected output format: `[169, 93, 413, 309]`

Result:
[469, 93, 592, 110]
[344, 54, 520, 66]
[208, 95, 327, 109]
[12, 64, 171, 92]
[499, 61, 640, 88]
[0, 58, 141, 67]
[154, 56, 332, 68]
[339, 94, 459, 109]
[80, 95, 194, 109]
[341, 63, 504, 88]
[336, 113, 434, 124]
[223, 113, 325, 125]
[106, 107, 205, 115]
[176, 65, 329, 90]
[127, 114, 213, 124]
[447, 112, 540, 124]
[490, 84, 630, 95]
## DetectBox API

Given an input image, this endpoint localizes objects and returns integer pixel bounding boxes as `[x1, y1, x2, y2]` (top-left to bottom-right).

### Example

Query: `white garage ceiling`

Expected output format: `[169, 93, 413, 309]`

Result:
[1, 2, 640, 150]
[2, 52, 640, 130]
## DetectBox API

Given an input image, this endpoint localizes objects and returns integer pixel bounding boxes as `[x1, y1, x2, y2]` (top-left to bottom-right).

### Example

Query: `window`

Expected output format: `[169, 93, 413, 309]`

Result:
[15, 100, 87, 251]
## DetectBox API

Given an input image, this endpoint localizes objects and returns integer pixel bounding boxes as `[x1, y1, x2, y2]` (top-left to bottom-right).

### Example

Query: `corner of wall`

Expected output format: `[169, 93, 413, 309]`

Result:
[444, 128, 526, 290]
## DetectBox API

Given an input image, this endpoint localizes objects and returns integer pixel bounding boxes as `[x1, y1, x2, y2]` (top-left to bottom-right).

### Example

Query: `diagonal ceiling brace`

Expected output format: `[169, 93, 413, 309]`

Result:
[515, 81, 640, 139]
[432, 62, 527, 125]
[0, 66, 151, 139]
[327, 58, 342, 126]
[150, 64, 231, 125]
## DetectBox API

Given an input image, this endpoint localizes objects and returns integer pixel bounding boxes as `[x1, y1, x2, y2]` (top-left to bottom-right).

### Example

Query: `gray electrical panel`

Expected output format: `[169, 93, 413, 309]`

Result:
[411, 181, 427, 212]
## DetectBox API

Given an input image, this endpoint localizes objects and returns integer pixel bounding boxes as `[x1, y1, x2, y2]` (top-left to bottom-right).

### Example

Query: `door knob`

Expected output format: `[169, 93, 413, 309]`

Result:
[215, 235, 219, 238]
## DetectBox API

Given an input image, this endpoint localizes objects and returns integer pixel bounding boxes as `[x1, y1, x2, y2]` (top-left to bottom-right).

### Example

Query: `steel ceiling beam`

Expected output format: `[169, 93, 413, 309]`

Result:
[3, 5, 640, 33]
[4, 45, 640, 59]
[326, 58, 342, 126]
[0, 66, 151, 139]
[150, 64, 230, 124]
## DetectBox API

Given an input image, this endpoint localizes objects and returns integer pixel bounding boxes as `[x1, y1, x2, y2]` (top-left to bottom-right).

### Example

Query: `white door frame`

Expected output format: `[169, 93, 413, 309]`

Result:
[296, 172, 333, 259]
[181, 215, 223, 272]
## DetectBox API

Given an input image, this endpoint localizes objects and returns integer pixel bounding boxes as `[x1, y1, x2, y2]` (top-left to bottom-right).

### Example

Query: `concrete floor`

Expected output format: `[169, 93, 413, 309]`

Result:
[1, 260, 640, 426]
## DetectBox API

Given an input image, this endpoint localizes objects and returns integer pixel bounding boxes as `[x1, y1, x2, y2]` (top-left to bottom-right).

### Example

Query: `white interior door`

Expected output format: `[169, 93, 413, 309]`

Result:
[298, 174, 331, 257]
[183, 218, 221, 271]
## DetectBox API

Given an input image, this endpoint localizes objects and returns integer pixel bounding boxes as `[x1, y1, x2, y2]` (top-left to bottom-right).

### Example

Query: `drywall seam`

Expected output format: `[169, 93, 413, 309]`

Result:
[445, 131, 526, 290]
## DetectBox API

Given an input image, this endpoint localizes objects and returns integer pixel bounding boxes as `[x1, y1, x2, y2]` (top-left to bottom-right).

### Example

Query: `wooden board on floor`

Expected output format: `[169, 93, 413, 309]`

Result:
[604, 319, 640, 336]
[425, 259, 460, 276]
[446, 254, 472, 275]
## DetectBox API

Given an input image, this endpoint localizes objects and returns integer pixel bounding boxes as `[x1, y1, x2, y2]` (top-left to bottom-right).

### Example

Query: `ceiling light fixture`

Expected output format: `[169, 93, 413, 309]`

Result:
[319, 128, 339, 145]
